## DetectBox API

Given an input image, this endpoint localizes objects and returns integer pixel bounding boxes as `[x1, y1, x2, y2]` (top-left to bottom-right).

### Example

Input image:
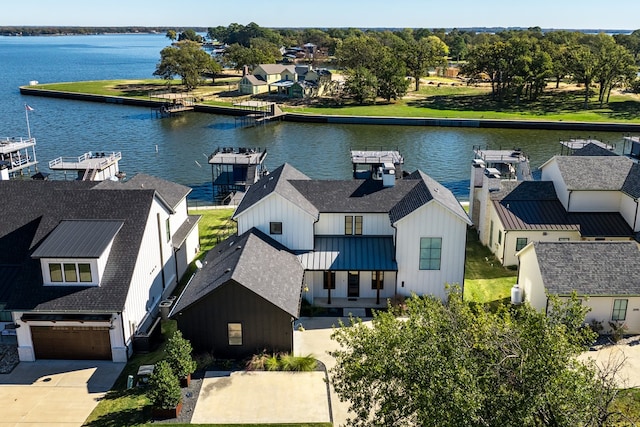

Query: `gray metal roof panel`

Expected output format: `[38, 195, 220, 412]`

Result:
[32, 220, 123, 258]
[533, 241, 640, 296]
[297, 236, 397, 271]
[171, 215, 201, 249]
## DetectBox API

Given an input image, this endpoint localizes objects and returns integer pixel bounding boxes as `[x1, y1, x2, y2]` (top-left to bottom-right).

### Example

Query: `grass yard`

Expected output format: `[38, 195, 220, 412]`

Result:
[191, 207, 235, 254]
[463, 228, 517, 304]
[30, 78, 640, 124]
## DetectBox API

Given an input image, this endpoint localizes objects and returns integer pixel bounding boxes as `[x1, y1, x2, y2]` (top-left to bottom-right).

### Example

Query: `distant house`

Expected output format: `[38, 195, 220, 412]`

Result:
[171, 228, 304, 358]
[0, 174, 200, 362]
[518, 241, 640, 334]
[238, 64, 333, 98]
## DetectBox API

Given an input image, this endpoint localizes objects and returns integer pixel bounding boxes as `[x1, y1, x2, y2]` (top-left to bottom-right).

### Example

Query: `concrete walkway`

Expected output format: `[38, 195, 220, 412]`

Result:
[191, 371, 331, 424]
[579, 339, 640, 388]
[0, 360, 124, 427]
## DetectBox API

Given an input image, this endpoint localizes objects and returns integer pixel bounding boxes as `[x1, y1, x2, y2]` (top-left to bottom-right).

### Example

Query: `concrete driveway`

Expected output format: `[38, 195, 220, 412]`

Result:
[579, 337, 640, 388]
[0, 360, 124, 427]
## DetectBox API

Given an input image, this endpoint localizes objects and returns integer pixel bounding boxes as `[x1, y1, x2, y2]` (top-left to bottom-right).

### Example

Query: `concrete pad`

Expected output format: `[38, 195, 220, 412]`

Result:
[192, 371, 331, 424]
[579, 342, 640, 388]
[0, 360, 124, 427]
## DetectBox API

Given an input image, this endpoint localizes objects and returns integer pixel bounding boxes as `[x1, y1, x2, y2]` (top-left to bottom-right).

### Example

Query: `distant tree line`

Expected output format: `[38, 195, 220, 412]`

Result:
[0, 26, 208, 36]
[204, 23, 640, 107]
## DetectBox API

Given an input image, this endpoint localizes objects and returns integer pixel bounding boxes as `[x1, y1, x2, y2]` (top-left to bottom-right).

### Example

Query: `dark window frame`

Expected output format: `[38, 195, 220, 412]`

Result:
[323, 271, 336, 289]
[269, 221, 283, 235]
[371, 271, 384, 290]
[612, 299, 628, 321]
[419, 237, 442, 270]
[515, 237, 528, 251]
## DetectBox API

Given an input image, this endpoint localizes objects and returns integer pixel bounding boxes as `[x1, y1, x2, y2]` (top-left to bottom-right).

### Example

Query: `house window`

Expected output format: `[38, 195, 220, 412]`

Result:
[498, 231, 502, 245]
[323, 271, 336, 289]
[371, 271, 384, 290]
[354, 216, 363, 235]
[345, 216, 353, 235]
[612, 299, 628, 321]
[48, 262, 93, 284]
[78, 263, 92, 282]
[345, 215, 363, 235]
[558, 237, 570, 242]
[64, 263, 77, 282]
[228, 323, 242, 345]
[49, 263, 63, 282]
[419, 237, 442, 270]
[515, 238, 528, 251]
[270, 222, 282, 235]
[166, 218, 171, 243]
[0, 303, 12, 322]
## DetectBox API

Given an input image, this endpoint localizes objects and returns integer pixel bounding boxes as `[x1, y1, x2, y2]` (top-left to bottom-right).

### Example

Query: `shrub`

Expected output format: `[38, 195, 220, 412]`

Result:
[193, 351, 214, 371]
[147, 360, 181, 410]
[280, 353, 317, 371]
[165, 330, 197, 379]
[264, 354, 280, 371]
[246, 352, 268, 371]
[609, 321, 628, 343]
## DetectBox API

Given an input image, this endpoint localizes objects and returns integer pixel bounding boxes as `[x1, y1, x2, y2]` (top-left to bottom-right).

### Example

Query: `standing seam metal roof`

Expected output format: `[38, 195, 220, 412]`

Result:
[31, 220, 123, 258]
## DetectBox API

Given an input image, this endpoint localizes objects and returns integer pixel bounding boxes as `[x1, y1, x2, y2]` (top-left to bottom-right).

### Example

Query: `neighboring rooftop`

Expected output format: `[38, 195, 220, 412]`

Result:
[532, 241, 640, 296]
[171, 228, 304, 318]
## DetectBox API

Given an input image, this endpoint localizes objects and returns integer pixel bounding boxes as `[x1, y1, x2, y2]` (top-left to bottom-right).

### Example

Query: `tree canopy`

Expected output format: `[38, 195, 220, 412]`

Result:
[330, 290, 622, 427]
[153, 40, 221, 90]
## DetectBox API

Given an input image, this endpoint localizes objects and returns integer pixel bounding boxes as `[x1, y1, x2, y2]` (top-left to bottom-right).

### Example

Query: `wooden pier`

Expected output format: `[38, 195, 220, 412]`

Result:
[233, 101, 285, 128]
[149, 91, 195, 118]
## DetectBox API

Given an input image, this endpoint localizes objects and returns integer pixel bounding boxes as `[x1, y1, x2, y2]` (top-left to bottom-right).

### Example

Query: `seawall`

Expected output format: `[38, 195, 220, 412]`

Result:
[19, 87, 640, 132]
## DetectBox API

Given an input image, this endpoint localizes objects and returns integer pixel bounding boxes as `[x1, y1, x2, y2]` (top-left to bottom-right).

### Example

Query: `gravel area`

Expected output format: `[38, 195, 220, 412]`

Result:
[152, 370, 204, 424]
[0, 344, 19, 374]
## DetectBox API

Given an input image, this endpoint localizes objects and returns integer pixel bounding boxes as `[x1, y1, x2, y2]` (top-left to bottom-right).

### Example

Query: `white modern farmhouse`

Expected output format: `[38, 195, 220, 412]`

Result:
[231, 162, 471, 306]
[0, 174, 200, 362]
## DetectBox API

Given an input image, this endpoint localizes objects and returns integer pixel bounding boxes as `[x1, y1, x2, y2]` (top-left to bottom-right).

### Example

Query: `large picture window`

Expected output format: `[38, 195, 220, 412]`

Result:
[419, 237, 442, 270]
[612, 299, 628, 321]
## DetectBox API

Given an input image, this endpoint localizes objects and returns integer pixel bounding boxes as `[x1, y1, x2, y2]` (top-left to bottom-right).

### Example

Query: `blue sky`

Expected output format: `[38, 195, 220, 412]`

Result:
[2, 0, 638, 30]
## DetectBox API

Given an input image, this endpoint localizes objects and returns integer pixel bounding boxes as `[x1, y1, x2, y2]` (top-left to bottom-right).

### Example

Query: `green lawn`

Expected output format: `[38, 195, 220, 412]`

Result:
[28, 78, 640, 124]
[463, 228, 517, 304]
[192, 208, 236, 254]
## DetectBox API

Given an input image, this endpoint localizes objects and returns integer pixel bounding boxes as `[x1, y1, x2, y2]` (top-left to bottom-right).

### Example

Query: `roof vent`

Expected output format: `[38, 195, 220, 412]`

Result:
[225, 268, 231, 273]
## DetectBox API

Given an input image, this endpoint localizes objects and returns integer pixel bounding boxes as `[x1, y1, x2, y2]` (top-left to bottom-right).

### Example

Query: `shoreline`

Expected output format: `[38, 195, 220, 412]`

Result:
[19, 86, 640, 132]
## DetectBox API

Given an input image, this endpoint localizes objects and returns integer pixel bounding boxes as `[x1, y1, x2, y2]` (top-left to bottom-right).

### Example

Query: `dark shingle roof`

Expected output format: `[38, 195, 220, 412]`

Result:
[553, 156, 635, 191]
[0, 180, 155, 312]
[94, 173, 191, 210]
[491, 180, 558, 201]
[171, 228, 304, 318]
[622, 163, 640, 199]
[532, 241, 640, 296]
[572, 143, 619, 157]
[234, 163, 317, 218]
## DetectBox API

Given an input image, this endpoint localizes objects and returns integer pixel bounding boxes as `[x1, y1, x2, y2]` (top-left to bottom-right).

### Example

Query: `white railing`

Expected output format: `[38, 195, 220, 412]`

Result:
[49, 151, 122, 169]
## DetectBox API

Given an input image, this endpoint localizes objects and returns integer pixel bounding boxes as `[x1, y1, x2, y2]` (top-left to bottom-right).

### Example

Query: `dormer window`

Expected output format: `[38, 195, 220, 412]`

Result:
[33, 219, 123, 287]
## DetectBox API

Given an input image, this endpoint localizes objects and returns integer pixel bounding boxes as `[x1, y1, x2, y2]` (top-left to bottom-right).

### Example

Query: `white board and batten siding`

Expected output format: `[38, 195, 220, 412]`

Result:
[236, 193, 316, 250]
[394, 201, 468, 301]
[541, 159, 569, 208]
[619, 194, 640, 232]
[303, 271, 397, 302]
[314, 213, 394, 236]
[121, 199, 175, 358]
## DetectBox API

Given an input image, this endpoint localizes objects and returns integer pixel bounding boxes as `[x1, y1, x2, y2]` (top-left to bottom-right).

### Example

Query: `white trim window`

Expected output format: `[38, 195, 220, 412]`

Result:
[419, 237, 442, 270]
[612, 299, 628, 322]
[42, 260, 97, 286]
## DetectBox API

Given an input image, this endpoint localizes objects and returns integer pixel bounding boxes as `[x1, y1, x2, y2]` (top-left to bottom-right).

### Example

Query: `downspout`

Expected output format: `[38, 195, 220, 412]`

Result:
[156, 213, 166, 290]
[633, 198, 639, 232]
[567, 190, 573, 212]
[391, 221, 398, 297]
[502, 231, 508, 266]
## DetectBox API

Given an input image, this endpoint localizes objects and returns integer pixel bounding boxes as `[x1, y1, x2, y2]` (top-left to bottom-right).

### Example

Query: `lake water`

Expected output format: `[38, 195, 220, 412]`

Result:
[0, 34, 628, 204]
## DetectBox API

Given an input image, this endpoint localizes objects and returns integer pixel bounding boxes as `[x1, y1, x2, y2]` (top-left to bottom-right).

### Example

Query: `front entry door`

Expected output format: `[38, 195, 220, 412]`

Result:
[348, 271, 359, 298]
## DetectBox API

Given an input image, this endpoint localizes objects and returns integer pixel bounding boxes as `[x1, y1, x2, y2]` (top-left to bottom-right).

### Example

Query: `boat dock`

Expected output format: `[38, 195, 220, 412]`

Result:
[472, 146, 532, 181]
[558, 138, 615, 155]
[350, 149, 404, 179]
[150, 92, 195, 118]
[49, 151, 122, 181]
[209, 147, 267, 204]
[233, 101, 285, 127]
[0, 137, 38, 179]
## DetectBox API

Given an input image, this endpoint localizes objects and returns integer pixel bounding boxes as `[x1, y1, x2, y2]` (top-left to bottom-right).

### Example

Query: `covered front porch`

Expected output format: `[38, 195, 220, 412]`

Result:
[297, 236, 398, 307]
